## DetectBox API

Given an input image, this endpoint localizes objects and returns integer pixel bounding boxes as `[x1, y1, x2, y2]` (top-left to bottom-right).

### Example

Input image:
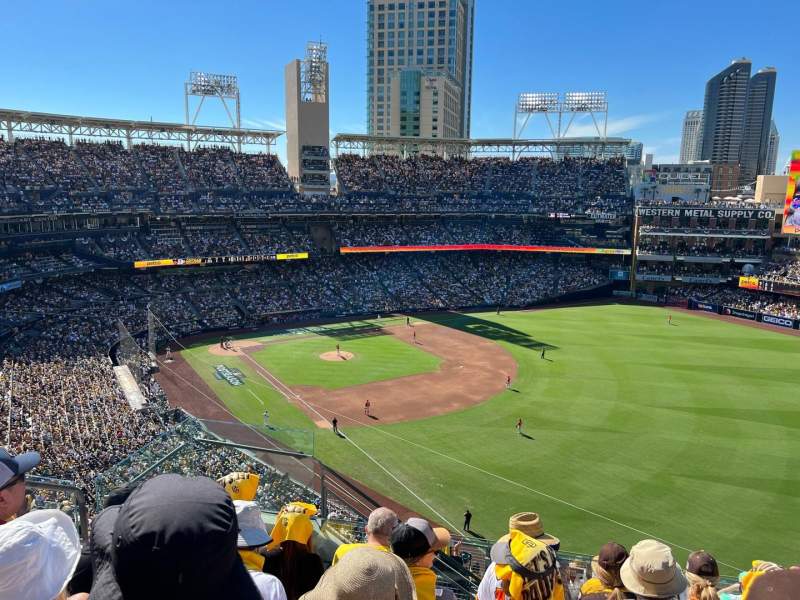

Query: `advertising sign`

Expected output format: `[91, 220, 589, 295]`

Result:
[695, 301, 718, 313]
[738, 276, 760, 290]
[134, 253, 308, 269]
[782, 150, 800, 235]
[722, 306, 757, 321]
[340, 244, 631, 255]
[637, 207, 774, 220]
[214, 364, 245, 386]
[759, 314, 796, 329]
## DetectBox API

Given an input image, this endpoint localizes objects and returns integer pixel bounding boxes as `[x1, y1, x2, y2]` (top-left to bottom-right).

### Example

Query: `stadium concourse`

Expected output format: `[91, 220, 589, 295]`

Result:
[1, 139, 800, 600]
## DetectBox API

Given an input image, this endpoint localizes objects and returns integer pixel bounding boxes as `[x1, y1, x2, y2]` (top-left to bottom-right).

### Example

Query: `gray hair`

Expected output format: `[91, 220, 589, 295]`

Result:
[366, 507, 399, 537]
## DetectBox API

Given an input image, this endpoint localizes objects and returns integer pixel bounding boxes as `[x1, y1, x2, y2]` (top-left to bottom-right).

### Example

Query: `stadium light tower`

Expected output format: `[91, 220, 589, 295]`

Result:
[513, 91, 609, 143]
[184, 71, 241, 150]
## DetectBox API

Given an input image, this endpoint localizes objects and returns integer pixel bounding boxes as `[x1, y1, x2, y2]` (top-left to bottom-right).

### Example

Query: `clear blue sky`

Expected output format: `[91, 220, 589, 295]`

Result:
[2, 0, 796, 170]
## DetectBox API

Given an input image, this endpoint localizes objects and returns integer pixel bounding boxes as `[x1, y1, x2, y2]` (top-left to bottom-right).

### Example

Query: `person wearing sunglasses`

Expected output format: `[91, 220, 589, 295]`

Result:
[0, 447, 40, 524]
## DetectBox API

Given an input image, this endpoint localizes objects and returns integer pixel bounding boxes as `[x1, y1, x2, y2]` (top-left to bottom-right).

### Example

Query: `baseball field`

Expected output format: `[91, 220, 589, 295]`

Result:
[167, 304, 800, 573]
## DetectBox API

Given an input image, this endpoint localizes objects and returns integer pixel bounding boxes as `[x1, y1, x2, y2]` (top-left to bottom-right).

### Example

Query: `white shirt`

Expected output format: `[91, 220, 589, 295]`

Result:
[250, 571, 287, 600]
[477, 561, 501, 600]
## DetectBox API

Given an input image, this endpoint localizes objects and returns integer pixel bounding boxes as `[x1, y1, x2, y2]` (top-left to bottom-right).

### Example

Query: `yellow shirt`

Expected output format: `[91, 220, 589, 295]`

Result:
[410, 565, 437, 600]
[331, 542, 390, 565]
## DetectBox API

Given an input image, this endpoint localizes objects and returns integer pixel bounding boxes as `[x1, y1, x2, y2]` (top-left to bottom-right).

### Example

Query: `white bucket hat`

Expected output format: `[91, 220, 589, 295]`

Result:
[620, 539, 687, 598]
[0, 509, 81, 600]
[234, 500, 273, 549]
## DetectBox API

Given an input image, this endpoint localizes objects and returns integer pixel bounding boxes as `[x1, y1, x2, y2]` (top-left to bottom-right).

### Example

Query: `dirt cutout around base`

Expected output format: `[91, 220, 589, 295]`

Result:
[319, 351, 355, 361]
[207, 339, 265, 357]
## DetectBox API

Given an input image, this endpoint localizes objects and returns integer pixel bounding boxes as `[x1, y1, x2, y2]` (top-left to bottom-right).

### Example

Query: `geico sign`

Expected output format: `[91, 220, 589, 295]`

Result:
[762, 315, 793, 327]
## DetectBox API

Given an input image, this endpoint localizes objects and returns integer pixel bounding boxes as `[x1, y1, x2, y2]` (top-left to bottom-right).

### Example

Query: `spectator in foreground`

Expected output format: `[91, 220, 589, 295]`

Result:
[579, 541, 631, 599]
[745, 569, 800, 599]
[390, 517, 454, 600]
[235, 500, 287, 600]
[332, 506, 399, 565]
[718, 560, 782, 600]
[88, 473, 261, 599]
[478, 512, 563, 599]
[0, 447, 40, 524]
[480, 528, 564, 600]
[685, 550, 720, 600]
[68, 479, 144, 597]
[0, 508, 82, 600]
[300, 546, 417, 600]
[619, 540, 687, 599]
[263, 502, 325, 600]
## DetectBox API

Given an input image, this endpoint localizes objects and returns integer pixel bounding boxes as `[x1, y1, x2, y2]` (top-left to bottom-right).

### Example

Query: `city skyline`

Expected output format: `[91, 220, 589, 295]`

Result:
[0, 0, 796, 169]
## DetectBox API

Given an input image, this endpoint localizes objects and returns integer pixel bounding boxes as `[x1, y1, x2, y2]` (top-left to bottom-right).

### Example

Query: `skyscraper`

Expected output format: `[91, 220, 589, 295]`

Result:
[367, 0, 475, 139]
[679, 110, 702, 163]
[624, 141, 643, 163]
[700, 58, 751, 165]
[766, 120, 779, 176]
[739, 67, 777, 184]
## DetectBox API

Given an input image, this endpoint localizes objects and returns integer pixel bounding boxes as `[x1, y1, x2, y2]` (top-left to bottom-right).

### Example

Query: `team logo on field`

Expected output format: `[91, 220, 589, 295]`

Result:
[214, 364, 246, 386]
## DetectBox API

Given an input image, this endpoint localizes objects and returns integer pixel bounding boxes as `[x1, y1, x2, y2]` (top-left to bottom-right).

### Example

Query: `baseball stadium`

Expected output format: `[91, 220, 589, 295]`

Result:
[2, 6, 800, 600]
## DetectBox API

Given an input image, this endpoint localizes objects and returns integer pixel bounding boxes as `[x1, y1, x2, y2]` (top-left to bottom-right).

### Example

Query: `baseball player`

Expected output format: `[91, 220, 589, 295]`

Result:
[364, 399, 371, 416]
[516, 418, 523, 435]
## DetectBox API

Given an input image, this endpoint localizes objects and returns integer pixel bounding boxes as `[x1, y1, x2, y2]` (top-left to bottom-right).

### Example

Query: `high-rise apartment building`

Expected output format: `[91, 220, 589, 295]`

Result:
[367, 0, 475, 139]
[624, 141, 643, 163]
[766, 120, 779, 176]
[739, 67, 777, 185]
[679, 110, 702, 163]
[700, 58, 751, 165]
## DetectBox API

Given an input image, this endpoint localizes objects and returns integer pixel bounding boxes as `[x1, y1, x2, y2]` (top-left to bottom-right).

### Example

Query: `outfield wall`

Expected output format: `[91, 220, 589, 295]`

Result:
[687, 299, 800, 330]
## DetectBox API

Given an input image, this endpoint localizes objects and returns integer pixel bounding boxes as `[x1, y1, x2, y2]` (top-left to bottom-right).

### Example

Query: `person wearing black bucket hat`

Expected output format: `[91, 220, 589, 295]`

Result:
[89, 473, 261, 600]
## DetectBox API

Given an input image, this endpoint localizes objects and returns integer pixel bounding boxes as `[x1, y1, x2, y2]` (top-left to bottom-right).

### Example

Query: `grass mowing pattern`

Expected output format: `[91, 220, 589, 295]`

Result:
[181, 305, 800, 571]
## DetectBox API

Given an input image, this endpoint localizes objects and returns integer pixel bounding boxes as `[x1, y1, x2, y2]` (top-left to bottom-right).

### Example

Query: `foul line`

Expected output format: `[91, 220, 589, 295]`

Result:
[236, 351, 463, 534]
[303, 401, 744, 572]
[145, 312, 376, 514]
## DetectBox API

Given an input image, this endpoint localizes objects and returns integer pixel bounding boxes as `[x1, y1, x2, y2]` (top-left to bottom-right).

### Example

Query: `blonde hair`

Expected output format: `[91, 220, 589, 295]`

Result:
[686, 571, 720, 600]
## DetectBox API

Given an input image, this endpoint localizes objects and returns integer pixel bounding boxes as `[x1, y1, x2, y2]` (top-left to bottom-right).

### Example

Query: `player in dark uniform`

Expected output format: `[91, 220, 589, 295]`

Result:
[332, 417, 339, 434]
[463, 509, 472, 531]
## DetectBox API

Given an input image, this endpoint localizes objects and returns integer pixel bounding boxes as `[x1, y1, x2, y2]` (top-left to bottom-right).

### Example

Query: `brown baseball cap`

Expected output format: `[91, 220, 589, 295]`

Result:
[686, 550, 719, 579]
[598, 542, 628, 571]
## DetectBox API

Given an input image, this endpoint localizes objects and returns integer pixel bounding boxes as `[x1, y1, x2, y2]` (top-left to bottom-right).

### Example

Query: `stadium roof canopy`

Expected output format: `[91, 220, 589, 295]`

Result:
[0, 108, 283, 151]
[331, 133, 631, 158]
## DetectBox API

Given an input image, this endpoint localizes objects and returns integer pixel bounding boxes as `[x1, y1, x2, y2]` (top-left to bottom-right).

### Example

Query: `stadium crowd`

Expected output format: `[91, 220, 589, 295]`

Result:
[334, 154, 628, 200]
[2, 443, 798, 600]
[0, 250, 612, 515]
[1, 137, 636, 216]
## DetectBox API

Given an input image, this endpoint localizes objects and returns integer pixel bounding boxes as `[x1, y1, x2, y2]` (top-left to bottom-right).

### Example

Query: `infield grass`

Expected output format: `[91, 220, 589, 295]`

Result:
[180, 304, 800, 571]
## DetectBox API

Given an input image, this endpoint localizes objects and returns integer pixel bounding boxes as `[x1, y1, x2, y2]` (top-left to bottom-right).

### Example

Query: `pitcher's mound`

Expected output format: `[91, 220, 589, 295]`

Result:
[320, 351, 354, 362]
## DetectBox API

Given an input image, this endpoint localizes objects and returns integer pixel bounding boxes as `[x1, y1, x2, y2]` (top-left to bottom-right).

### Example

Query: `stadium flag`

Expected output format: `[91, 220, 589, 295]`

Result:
[782, 150, 800, 235]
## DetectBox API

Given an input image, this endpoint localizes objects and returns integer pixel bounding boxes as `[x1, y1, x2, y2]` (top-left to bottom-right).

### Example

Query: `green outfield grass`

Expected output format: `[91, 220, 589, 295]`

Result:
[180, 305, 800, 571]
[251, 332, 441, 390]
